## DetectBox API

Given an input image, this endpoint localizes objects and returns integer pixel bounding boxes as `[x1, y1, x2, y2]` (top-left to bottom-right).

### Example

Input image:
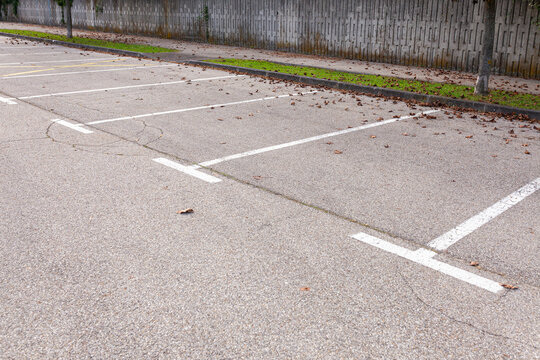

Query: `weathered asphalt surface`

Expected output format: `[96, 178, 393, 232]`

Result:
[1, 36, 539, 359]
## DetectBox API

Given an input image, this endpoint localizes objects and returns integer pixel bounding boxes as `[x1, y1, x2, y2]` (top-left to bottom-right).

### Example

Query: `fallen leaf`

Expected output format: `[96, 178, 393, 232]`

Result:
[177, 208, 194, 214]
[402, 133, 409, 136]
[524, 150, 531, 155]
[384, 144, 390, 148]
[465, 135, 473, 139]
[300, 287, 310, 291]
[501, 284, 518, 290]
[470, 261, 479, 267]
[326, 142, 333, 145]
[370, 135, 377, 139]
[253, 176, 263, 180]
[334, 150, 343, 154]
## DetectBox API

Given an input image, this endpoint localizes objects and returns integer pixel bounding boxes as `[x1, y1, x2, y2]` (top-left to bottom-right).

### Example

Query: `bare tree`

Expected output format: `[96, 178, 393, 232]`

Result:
[56, 0, 73, 38]
[474, 0, 497, 95]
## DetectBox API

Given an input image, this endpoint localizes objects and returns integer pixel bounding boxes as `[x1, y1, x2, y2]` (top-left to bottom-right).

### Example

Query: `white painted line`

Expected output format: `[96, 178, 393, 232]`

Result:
[153, 158, 222, 183]
[84, 91, 318, 126]
[0, 57, 116, 65]
[0, 96, 16, 105]
[17, 75, 243, 100]
[0, 46, 53, 49]
[1, 64, 172, 80]
[195, 110, 440, 168]
[428, 177, 540, 251]
[351, 232, 503, 293]
[51, 119, 93, 134]
[0, 51, 65, 56]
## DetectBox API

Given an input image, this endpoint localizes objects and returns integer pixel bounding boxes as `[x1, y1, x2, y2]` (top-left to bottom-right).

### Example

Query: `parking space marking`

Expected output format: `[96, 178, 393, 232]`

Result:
[153, 158, 222, 183]
[2, 67, 57, 77]
[0, 64, 171, 80]
[1, 58, 127, 77]
[428, 177, 540, 251]
[0, 46, 53, 49]
[0, 57, 115, 66]
[0, 51, 66, 56]
[194, 110, 440, 168]
[51, 119, 94, 134]
[16, 75, 243, 100]
[351, 232, 503, 293]
[0, 65, 47, 68]
[83, 91, 318, 126]
[0, 46, 60, 49]
[0, 96, 17, 105]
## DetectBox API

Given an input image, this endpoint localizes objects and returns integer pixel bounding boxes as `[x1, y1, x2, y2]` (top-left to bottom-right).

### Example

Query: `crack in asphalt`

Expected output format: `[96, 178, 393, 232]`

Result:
[397, 267, 540, 351]
[0, 137, 49, 146]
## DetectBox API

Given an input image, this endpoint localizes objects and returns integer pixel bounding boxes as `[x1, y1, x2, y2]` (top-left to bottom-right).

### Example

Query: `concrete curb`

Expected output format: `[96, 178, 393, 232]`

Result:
[186, 60, 540, 120]
[0, 31, 153, 58]
[2, 31, 538, 120]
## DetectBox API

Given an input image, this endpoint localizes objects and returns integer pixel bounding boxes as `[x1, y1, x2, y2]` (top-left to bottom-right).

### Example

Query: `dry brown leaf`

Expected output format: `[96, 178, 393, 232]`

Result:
[334, 150, 343, 154]
[177, 208, 194, 214]
[465, 135, 473, 139]
[501, 284, 518, 290]
[370, 135, 377, 139]
[300, 287, 310, 291]
[470, 261, 479, 267]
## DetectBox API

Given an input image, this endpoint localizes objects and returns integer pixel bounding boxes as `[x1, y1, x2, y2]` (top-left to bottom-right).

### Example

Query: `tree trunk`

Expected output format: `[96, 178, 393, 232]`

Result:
[66, 1, 72, 39]
[475, 0, 497, 95]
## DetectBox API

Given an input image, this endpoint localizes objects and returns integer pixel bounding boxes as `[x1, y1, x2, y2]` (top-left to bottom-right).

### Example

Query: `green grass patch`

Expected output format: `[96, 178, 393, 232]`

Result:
[207, 59, 540, 111]
[0, 29, 176, 53]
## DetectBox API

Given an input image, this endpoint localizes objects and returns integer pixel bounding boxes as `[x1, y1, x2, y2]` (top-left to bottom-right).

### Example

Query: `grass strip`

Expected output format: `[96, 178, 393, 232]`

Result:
[0, 29, 176, 53]
[207, 59, 539, 111]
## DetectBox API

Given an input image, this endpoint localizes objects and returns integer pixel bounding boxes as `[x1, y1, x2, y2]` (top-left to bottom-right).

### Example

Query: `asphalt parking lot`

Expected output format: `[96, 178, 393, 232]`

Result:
[1, 37, 539, 359]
